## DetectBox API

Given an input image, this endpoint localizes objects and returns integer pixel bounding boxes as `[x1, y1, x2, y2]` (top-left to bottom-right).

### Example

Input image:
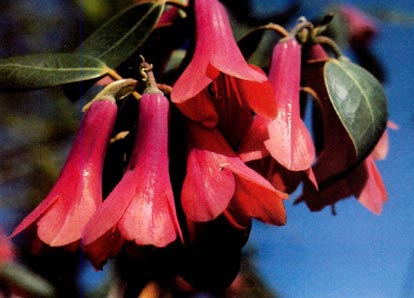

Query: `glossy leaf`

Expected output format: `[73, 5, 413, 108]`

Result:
[78, 1, 164, 68]
[324, 59, 388, 159]
[0, 53, 108, 90]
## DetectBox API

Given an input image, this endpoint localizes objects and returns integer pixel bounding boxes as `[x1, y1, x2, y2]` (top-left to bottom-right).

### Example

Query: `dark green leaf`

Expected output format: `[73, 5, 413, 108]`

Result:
[324, 59, 388, 159]
[238, 28, 265, 60]
[78, 1, 164, 68]
[0, 53, 108, 90]
[0, 263, 55, 297]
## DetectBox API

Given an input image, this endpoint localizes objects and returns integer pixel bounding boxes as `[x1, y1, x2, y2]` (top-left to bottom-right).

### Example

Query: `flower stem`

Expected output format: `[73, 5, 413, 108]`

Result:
[263, 23, 290, 38]
[139, 56, 163, 95]
[313, 36, 344, 59]
[106, 67, 142, 100]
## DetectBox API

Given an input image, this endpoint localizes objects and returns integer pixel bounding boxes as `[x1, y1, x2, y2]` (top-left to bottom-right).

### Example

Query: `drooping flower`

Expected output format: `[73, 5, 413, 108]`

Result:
[10, 95, 120, 247]
[82, 89, 182, 268]
[171, 0, 266, 105]
[181, 121, 287, 226]
[338, 4, 378, 47]
[239, 38, 315, 171]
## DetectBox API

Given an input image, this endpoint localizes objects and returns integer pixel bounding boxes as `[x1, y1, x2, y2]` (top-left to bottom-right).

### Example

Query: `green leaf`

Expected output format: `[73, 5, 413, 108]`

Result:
[238, 28, 265, 61]
[0, 53, 108, 90]
[324, 59, 388, 159]
[0, 263, 55, 297]
[78, 1, 164, 68]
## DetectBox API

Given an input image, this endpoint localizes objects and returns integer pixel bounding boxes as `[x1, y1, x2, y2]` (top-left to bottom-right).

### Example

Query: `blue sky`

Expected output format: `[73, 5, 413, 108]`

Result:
[250, 1, 414, 297]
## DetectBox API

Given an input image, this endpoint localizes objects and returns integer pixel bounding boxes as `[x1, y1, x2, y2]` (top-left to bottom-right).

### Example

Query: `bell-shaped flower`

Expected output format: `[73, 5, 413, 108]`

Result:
[82, 90, 182, 268]
[171, 0, 266, 106]
[181, 121, 287, 226]
[10, 97, 118, 247]
[238, 38, 315, 172]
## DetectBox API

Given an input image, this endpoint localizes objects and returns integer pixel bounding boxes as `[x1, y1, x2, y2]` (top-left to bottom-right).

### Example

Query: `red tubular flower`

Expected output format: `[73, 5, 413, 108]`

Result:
[238, 38, 315, 172]
[10, 99, 118, 247]
[171, 0, 266, 105]
[82, 90, 182, 267]
[181, 122, 287, 226]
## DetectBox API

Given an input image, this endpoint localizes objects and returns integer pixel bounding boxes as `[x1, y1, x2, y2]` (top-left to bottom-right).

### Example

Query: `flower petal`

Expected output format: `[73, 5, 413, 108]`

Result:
[352, 157, 387, 215]
[266, 37, 315, 171]
[237, 116, 270, 162]
[118, 181, 179, 247]
[228, 168, 287, 226]
[175, 89, 218, 128]
[171, 0, 265, 104]
[171, 49, 217, 104]
[83, 229, 124, 270]
[198, 0, 265, 82]
[81, 171, 136, 246]
[11, 99, 117, 246]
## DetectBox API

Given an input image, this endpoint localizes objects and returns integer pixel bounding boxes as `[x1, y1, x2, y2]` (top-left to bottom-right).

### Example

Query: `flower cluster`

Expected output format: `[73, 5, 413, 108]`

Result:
[9, 0, 390, 291]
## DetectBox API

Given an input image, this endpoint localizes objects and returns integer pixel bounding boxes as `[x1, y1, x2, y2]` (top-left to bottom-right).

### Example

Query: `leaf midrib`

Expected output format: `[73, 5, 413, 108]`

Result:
[1, 64, 104, 72]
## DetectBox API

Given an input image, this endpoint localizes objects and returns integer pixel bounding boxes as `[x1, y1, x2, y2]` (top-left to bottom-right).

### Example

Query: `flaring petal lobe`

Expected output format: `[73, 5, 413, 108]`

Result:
[181, 148, 236, 221]
[11, 100, 117, 246]
[171, 0, 265, 104]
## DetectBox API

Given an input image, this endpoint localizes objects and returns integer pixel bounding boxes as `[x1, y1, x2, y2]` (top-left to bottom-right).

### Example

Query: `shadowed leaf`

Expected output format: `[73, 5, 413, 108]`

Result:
[238, 28, 265, 60]
[0, 53, 108, 90]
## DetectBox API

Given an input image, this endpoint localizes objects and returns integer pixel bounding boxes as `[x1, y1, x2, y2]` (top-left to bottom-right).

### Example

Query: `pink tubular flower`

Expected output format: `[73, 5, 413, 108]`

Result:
[239, 38, 315, 171]
[10, 98, 118, 247]
[181, 122, 287, 226]
[171, 0, 266, 105]
[82, 90, 182, 267]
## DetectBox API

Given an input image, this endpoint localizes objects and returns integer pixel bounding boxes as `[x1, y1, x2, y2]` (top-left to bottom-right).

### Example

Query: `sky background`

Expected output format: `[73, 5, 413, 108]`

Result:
[250, 1, 414, 298]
